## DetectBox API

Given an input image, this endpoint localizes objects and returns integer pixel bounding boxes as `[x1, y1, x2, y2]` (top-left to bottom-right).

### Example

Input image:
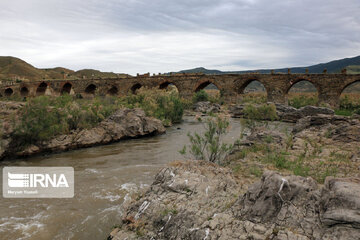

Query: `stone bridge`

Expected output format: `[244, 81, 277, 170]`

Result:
[1, 72, 359, 107]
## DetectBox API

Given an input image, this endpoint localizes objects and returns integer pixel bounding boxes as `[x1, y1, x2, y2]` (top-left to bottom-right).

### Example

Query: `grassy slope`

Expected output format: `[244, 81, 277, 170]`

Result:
[347, 65, 360, 74]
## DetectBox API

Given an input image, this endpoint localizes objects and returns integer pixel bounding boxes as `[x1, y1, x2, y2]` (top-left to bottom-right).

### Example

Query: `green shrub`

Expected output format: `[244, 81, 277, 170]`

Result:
[180, 115, 233, 164]
[338, 94, 360, 115]
[121, 88, 184, 125]
[193, 90, 209, 102]
[11, 89, 185, 147]
[12, 96, 69, 145]
[288, 95, 318, 109]
[243, 103, 279, 121]
[12, 95, 123, 146]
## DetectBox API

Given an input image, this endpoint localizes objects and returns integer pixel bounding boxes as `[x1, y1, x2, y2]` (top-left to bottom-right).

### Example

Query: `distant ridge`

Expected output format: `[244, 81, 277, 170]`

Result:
[178, 55, 360, 74]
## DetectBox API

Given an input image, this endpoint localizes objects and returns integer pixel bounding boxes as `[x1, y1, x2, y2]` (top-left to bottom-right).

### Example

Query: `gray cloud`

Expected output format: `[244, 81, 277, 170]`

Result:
[0, 0, 359, 74]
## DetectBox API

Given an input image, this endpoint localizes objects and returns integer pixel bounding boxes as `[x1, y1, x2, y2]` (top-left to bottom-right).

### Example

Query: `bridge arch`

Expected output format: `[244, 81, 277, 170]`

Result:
[158, 81, 180, 93]
[286, 79, 319, 107]
[159, 81, 176, 89]
[61, 82, 73, 95]
[339, 79, 360, 95]
[107, 86, 118, 96]
[194, 80, 221, 92]
[85, 84, 97, 95]
[130, 83, 142, 94]
[339, 79, 360, 108]
[36, 82, 48, 96]
[20, 86, 29, 97]
[237, 78, 268, 94]
[4, 88, 13, 97]
[286, 78, 320, 94]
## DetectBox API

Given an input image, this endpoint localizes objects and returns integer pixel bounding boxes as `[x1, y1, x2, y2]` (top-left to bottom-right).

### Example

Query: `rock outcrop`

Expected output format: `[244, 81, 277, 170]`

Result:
[229, 103, 335, 123]
[193, 101, 221, 114]
[292, 113, 360, 135]
[1, 108, 165, 159]
[109, 161, 360, 240]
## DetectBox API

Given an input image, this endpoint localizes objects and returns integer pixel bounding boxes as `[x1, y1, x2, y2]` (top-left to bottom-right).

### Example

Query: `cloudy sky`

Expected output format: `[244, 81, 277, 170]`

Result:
[1, 0, 360, 74]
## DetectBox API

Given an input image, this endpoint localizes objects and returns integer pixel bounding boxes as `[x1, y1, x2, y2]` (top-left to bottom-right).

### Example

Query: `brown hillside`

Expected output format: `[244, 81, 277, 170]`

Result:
[0, 56, 46, 81]
[0, 56, 130, 81]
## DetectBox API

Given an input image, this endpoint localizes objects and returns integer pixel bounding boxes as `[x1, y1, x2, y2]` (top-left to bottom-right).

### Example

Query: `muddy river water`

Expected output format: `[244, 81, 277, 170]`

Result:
[0, 117, 250, 240]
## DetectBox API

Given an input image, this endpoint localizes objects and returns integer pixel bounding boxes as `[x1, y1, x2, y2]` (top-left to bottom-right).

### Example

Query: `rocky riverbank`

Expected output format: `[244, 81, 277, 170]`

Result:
[109, 108, 360, 239]
[229, 103, 335, 122]
[0, 106, 166, 159]
[109, 160, 360, 240]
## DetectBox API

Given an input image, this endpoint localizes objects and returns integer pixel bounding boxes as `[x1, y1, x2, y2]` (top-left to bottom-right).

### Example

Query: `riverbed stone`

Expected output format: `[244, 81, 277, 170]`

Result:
[193, 101, 221, 113]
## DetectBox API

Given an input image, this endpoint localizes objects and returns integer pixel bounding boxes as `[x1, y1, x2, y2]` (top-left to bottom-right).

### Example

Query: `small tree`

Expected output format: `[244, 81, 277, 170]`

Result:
[180, 115, 233, 164]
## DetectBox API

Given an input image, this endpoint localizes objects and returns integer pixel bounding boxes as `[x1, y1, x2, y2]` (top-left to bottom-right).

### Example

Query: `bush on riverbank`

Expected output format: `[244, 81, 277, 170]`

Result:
[288, 93, 318, 109]
[12, 95, 122, 145]
[243, 103, 279, 121]
[122, 88, 184, 126]
[180, 114, 233, 164]
[11, 89, 185, 146]
[339, 94, 360, 115]
[192, 89, 224, 105]
[193, 90, 209, 102]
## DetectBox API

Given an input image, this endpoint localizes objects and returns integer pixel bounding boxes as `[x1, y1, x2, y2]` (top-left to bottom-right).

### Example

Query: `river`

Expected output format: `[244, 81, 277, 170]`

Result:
[0, 116, 248, 240]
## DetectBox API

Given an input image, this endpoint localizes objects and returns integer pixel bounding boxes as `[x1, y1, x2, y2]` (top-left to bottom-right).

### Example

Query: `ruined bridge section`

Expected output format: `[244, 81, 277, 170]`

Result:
[1, 72, 359, 107]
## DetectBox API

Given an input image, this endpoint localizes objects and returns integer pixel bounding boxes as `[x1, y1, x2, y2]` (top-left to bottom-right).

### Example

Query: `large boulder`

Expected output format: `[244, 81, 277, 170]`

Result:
[230, 103, 335, 123]
[235, 171, 321, 238]
[193, 101, 221, 114]
[110, 162, 360, 240]
[321, 177, 360, 229]
[292, 114, 359, 134]
[110, 161, 242, 240]
[229, 104, 246, 118]
[276, 105, 334, 123]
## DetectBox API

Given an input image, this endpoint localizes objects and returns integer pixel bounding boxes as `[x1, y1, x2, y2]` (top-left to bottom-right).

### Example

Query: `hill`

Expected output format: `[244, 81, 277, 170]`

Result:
[0, 56, 46, 81]
[0, 56, 129, 81]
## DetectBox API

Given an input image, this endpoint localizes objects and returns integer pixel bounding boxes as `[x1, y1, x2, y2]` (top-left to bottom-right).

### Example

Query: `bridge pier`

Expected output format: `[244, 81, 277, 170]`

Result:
[267, 88, 286, 105]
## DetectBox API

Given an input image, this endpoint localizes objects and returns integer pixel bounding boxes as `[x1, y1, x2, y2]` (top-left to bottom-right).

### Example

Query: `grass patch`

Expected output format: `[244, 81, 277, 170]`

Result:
[288, 93, 318, 109]
[237, 93, 267, 104]
[243, 103, 279, 121]
[335, 109, 353, 116]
